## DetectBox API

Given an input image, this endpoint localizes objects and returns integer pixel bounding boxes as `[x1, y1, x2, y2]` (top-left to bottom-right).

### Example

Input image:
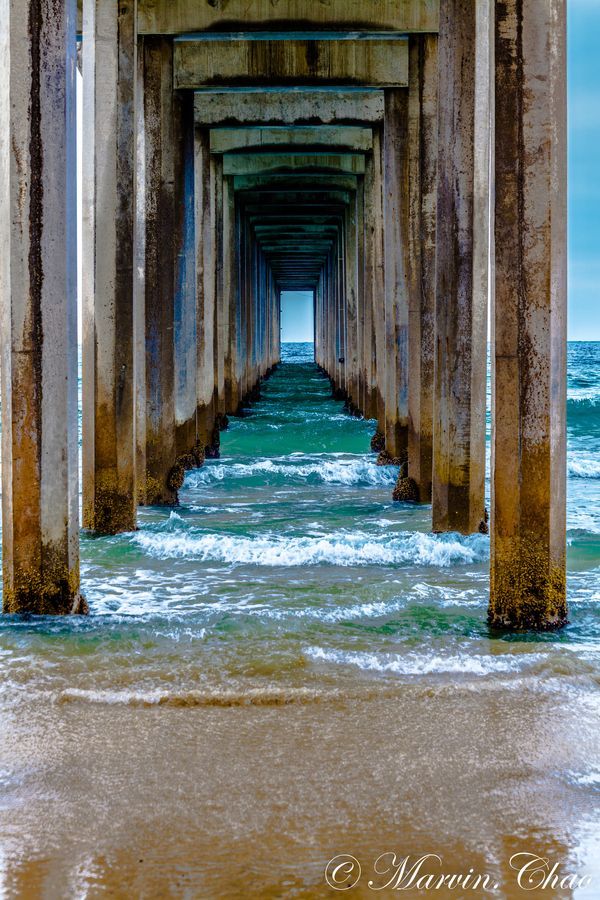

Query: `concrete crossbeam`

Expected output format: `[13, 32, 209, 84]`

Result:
[195, 90, 385, 126]
[209, 126, 373, 154]
[223, 153, 366, 175]
[175, 39, 409, 89]
[135, 0, 439, 34]
[234, 175, 359, 191]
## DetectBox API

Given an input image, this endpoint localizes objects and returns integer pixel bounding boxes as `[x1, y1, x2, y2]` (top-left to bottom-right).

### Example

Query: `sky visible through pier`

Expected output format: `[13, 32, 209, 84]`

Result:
[280, 291, 314, 343]
[568, 0, 600, 338]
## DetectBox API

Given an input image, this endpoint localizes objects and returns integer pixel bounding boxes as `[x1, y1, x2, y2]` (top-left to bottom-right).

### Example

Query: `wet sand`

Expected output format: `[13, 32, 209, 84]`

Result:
[1, 681, 599, 898]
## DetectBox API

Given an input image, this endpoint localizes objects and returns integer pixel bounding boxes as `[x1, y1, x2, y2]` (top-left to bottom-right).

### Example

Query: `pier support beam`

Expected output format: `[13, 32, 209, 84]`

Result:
[407, 36, 438, 501]
[83, 0, 137, 533]
[194, 126, 216, 447]
[0, 0, 81, 612]
[174, 93, 197, 459]
[345, 194, 360, 408]
[142, 36, 177, 503]
[489, 0, 567, 630]
[431, 0, 490, 534]
[383, 89, 410, 461]
[363, 133, 385, 422]
[222, 174, 239, 413]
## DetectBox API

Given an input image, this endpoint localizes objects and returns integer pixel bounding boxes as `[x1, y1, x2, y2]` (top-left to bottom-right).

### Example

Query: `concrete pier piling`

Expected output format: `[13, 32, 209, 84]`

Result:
[1, 0, 568, 629]
[490, 0, 567, 630]
[407, 35, 438, 504]
[1, 0, 82, 613]
[82, 0, 137, 533]
[431, 0, 489, 535]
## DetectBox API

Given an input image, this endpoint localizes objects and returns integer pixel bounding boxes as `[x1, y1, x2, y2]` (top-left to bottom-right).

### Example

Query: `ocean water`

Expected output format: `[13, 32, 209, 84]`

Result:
[1, 342, 599, 896]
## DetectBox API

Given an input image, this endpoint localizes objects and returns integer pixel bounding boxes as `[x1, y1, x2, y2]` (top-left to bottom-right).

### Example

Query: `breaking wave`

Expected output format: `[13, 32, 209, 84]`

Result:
[133, 526, 489, 568]
[57, 686, 329, 707]
[568, 454, 600, 479]
[567, 396, 600, 433]
[304, 646, 547, 676]
[186, 455, 397, 487]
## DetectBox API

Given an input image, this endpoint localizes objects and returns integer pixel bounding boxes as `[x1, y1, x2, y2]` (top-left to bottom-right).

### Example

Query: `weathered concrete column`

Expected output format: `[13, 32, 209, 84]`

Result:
[222, 174, 239, 412]
[355, 178, 367, 413]
[142, 36, 176, 504]
[250, 233, 259, 387]
[407, 35, 438, 501]
[213, 154, 227, 415]
[0, 0, 82, 614]
[383, 89, 410, 461]
[83, 0, 137, 533]
[363, 138, 385, 422]
[327, 251, 337, 383]
[194, 126, 216, 447]
[315, 275, 324, 367]
[431, 0, 490, 534]
[489, 0, 567, 630]
[240, 210, 252, 400]
[335, 222, 346, 394]
[345, 195, 360, 408]
[134, 36, 147, 505]
[174, 92, 197, 460]
[271, 270, 280, 367]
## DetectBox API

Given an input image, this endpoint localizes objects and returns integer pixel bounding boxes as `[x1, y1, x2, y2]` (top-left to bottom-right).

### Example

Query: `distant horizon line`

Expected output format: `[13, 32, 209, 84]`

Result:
[278, 338, 600, 344]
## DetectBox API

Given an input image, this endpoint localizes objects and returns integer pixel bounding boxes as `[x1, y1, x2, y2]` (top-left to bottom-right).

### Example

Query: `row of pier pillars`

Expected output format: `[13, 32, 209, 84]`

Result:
[0, 0, 567, 630]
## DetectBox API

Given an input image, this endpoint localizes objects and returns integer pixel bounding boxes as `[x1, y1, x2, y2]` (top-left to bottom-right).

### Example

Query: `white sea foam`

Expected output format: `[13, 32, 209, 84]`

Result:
[568, 455, 600, 478]
[566, 766, 600, 788]
[304, 646, 545, 676]
[133, 527, 489, 568]
[187, 455, 397, 487]
[58, 686, 329, 707]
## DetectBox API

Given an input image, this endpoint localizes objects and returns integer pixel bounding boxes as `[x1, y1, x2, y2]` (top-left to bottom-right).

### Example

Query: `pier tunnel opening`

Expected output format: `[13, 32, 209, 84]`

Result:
[227, 159, 362, 426]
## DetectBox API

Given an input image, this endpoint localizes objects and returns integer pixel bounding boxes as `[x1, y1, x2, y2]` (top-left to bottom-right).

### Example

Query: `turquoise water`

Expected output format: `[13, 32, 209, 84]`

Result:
[1, 342, 598, 700]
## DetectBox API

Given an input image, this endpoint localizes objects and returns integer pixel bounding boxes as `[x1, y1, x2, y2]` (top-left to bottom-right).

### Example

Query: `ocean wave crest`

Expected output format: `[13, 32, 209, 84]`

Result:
[186, 455, 397, 487]
[133, 528, 489, 568]
[567, 396, 600, 434]
[57, 686, 328, 707]
[304, 646, 545, 676]
[568, 456, 600, 479]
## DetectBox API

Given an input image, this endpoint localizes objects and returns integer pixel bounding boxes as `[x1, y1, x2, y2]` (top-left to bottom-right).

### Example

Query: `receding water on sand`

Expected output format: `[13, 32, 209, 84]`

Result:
[0, 343, 599, 897]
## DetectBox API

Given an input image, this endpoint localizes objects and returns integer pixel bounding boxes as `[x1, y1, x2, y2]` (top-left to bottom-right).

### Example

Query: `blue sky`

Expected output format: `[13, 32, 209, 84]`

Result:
[569, 0, 600, 338]
[282, 4, 599, 343]
[280, 291, 314, 342]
